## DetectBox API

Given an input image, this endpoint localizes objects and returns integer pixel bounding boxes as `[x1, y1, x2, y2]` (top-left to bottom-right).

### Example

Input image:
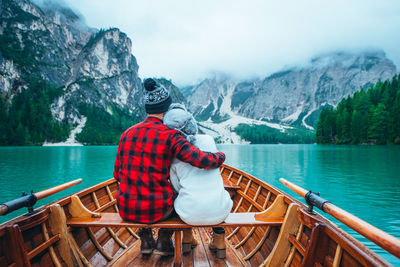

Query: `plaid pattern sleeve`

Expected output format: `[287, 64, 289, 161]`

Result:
[114, 117, 226, 224]
[171, 133, 225, 169]
[113, 137, 122, 182]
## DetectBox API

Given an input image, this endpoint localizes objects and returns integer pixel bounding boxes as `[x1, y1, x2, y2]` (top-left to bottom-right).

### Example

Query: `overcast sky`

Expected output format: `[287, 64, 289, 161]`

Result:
[64, 0, 400, 86]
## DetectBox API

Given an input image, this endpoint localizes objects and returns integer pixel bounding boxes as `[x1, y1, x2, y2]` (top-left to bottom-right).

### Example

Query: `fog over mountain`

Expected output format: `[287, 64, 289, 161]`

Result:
[185, 51, 396, 143]
[65, 0, 400, 86]
[0, 0, 397, 145]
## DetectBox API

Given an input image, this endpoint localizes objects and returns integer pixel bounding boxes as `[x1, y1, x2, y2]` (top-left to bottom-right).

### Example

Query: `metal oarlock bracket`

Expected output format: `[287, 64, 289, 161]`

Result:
[304, 190, 329, 214]
[1, 191, 38, 216]
[26, 190, 37, 213]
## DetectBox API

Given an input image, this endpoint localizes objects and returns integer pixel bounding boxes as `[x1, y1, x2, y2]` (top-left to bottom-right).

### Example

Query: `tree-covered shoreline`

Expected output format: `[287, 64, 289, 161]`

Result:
[316, 74, 400, 145]
[0, 78, 70, 145]
[76, 104, 139, 145]
[0, 77, 139, 146]
[2, 73, 399, 146]
[235, 124, 315, 144]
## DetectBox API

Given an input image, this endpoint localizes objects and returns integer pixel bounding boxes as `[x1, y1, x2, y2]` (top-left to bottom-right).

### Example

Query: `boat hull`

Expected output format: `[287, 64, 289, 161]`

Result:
[0, 164, 391, 266]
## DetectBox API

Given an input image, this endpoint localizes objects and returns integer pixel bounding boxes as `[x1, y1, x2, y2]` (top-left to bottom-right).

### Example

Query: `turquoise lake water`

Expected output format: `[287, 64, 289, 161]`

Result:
[0, 145, 399, 265]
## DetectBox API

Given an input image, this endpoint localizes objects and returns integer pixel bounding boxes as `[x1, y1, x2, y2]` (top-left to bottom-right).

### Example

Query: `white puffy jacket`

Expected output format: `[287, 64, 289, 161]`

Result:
[170, 134, 233, 225]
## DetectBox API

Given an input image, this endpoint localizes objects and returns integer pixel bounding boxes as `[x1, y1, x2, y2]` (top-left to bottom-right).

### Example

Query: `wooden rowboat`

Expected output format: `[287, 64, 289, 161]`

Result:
[0, 164, 398, 266]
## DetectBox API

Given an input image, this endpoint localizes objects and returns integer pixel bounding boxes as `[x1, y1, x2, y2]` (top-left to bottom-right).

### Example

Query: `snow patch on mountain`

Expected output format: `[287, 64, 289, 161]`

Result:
[282, 102, 304, 123]
[186, 75, 295, 143]
[219, 83, 236, 115]
[186, 51, 396, 144]
[199, 113, 292, 144]
[302, 109, 315, 130]
[43, 116, 86, 146]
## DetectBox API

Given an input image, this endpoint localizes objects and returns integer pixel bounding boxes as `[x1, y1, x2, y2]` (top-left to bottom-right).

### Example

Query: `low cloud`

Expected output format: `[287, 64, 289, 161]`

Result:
[66, 0, 400, 85]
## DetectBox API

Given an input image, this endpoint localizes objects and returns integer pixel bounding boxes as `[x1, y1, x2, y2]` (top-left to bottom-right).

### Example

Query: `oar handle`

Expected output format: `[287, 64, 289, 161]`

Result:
[324, 202, 400, 258]
[0, 205, 8, 216]
[279, 178, 400, 259]
[0, 179, 82, 216]
[279, 178, 308, 198]
[35, 179, 82, 200]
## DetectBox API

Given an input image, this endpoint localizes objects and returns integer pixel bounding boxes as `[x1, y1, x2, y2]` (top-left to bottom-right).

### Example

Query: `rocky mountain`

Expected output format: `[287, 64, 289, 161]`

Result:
[1, 0, 397, 145]
[186, 51, 397, 143]
[0, 0, 144, 120]
[0, 0, 183, 145]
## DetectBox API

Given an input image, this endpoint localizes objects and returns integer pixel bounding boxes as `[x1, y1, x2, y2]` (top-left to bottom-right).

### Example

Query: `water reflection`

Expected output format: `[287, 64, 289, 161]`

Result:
[218, 144, 400, 266]
[0, 146, 118, 223]
[0, 145, 399, 265]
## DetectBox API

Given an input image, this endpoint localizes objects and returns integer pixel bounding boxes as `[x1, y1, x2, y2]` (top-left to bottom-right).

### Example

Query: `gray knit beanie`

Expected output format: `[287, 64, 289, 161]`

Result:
[143, 78, 172, 114]
[164, 103, 198, 143]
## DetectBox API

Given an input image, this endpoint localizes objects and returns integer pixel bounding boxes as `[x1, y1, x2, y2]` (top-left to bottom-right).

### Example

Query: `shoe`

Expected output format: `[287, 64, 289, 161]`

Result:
[154, 229, 174, 256]
[182, 228, 198, 253]
[208, 231, 226, 258]
[138, 228, 155, 255]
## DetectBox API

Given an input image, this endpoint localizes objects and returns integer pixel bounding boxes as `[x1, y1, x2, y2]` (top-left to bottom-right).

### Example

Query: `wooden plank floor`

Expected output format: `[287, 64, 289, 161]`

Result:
[124, 228, 246, 267]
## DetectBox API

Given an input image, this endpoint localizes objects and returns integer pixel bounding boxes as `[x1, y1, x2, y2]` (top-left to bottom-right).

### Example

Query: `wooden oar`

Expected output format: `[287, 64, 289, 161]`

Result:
[280, 178, 400, 259]
[0, 179, 82, 216]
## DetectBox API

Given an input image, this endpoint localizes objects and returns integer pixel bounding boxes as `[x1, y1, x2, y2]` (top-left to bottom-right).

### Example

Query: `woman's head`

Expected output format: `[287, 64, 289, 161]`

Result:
[164, 104, 198, 139]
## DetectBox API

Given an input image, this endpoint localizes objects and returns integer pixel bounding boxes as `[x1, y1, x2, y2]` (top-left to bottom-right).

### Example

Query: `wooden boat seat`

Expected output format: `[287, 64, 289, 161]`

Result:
[67, 192, 287, 229]
[67, 213, 283, 267]
[66, 193, 288, 267]
[67, 212, 284, 228]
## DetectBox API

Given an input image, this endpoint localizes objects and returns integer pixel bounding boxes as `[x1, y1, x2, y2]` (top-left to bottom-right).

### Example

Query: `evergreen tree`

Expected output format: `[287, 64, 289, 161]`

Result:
[335, 111, 343, 143]
[360, 112, 369, 143]
[316, 112, 325, 143]
[387, 75, 399, 142]
[235, 124, 315, 144]
[316, 73, 400, 145]
[369, 82, 382, 106]
[1, 77, 70, 145]
[0, 97, 8, 145]
[393, 88, 400, 144]
[351, 110, 362, 144]
[368, 103, 388, 144]
[341, 108, 351, 143]
[76, 104, 139, 145]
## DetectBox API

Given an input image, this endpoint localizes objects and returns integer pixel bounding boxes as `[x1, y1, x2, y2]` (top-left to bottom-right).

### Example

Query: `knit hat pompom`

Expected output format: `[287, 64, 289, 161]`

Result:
[143, 78, 172, 113]
[144, 78, 157, 91]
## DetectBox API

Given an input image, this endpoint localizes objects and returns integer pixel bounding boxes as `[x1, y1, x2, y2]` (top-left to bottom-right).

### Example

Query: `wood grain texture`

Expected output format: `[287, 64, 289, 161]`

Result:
[107, 240, 141, 267]
[6, 225, 31, 267]
[174, 231, 182, 267]
[324, 202, 400, 259]
[40, 223, 61, 267]
[262, 204, 301, 267]
[68, 212, 283, 228]
[254, 194, 287, 221]
[69, 195, 101, 219]
[48, 204, 83, 267]
[1, 164, 395, 267]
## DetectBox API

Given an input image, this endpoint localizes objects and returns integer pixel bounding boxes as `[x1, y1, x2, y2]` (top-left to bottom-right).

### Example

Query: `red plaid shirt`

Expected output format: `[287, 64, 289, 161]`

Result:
[113, 117, 226, 223]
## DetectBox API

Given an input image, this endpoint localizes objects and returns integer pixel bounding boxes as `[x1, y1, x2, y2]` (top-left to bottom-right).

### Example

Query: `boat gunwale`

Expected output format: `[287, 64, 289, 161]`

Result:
[0, 164, 393, 266]
[297, 206, 390, 266]
[0, 178, 117, 228]
[220, 164, 392, 266]
[55, 178, 117, 206]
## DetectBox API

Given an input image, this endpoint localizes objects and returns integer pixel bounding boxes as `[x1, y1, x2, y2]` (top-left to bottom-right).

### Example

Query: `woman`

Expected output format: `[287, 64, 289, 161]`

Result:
[164, 103, 233, 257]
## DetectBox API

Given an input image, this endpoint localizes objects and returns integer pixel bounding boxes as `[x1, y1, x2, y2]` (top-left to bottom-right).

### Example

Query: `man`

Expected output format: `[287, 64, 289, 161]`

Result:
[113, 78, 226, 256]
